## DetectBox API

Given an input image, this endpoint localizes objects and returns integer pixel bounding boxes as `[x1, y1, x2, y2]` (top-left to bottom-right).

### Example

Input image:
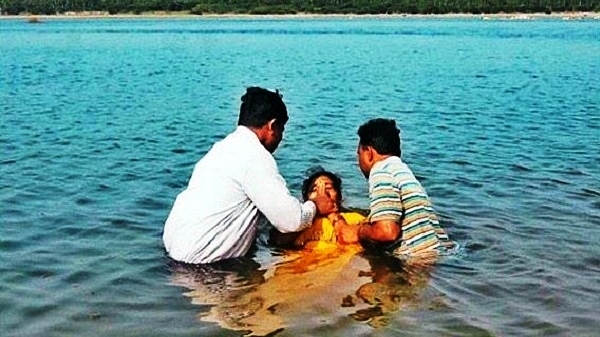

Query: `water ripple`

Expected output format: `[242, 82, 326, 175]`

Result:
[2, 17, 600, 337]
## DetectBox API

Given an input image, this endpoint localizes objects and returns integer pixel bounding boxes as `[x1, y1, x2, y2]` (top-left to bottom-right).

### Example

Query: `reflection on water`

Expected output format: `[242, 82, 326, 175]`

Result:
[347, 253, 438, 329]
[169, 245, 442, 336]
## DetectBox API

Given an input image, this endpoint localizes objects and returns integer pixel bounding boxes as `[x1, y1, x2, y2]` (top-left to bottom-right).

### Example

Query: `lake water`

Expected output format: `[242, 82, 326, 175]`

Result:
[1, 16, 599, 336]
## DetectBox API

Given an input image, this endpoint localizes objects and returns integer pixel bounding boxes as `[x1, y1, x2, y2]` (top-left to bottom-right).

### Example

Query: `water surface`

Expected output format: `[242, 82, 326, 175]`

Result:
[1, 17, 599, 336]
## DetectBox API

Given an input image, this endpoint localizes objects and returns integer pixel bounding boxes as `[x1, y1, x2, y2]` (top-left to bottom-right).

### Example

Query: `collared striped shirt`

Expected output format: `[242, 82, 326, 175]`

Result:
[368, 156, 449, 257]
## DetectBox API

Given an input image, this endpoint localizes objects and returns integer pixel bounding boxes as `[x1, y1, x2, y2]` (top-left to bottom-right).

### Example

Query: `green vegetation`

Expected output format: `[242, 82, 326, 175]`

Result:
[1, 0, 599, 15]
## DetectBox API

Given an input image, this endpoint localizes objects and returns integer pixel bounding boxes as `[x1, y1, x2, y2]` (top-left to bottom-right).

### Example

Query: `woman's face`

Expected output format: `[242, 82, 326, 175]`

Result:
[308, 176, 339, 205]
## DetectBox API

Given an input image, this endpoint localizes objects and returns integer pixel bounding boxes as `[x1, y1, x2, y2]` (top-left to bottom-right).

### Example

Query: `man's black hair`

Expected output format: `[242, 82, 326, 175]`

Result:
[301, 166, 343, 203]
[238, 87, 289, 128]
[357, 118, 401, 157]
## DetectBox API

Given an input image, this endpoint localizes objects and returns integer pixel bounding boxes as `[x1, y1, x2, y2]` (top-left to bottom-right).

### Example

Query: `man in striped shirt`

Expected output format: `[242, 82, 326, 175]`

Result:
[335, 118, 450, 258]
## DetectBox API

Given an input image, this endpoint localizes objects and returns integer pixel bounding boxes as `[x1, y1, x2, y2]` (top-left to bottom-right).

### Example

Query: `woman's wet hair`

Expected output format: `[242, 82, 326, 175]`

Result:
[301, 166, 343, 202]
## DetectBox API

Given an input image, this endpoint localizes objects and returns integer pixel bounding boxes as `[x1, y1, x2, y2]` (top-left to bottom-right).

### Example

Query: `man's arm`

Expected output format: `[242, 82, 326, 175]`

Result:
[243, 156, 335, 233]
[357, 220, 401, 243]
[333, 218, 401, 244]
[336, 168, 404, 245]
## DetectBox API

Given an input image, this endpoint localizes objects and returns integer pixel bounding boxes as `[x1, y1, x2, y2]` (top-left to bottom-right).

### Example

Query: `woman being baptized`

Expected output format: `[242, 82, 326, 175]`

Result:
[271, 167, 366, 250]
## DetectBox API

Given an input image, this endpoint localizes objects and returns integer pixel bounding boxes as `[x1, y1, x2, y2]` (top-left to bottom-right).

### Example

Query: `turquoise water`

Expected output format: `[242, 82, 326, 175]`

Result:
[2, 17, 600, 336]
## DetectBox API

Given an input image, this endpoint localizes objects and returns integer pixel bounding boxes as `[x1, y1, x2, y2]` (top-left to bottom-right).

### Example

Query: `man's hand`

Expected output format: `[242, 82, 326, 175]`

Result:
[334, 221, 360, 244]
[311, 195, 338, 215]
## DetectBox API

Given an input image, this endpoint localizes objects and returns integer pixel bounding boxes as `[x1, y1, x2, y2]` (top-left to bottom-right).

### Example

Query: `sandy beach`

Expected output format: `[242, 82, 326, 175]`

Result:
[2, 11, 600, 21]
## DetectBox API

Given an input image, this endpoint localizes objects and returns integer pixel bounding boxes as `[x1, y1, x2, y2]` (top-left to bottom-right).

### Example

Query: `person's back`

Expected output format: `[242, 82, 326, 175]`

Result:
[368, 156, 449, 257]
[163, 126, 274, 263]
[333, 118, 452, 259]
[163, 87, 336, 264]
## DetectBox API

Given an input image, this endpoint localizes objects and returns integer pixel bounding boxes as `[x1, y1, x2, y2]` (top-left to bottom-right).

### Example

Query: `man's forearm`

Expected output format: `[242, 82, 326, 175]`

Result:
[358, 220, 401, 243]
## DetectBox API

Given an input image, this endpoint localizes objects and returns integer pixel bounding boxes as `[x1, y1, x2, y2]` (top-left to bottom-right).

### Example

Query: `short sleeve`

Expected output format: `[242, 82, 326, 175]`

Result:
[368, 169, 403, 223]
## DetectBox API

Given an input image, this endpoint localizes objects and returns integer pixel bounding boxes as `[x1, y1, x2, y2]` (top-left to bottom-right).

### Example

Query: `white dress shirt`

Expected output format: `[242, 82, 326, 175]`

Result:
[163, 126, 316, 264]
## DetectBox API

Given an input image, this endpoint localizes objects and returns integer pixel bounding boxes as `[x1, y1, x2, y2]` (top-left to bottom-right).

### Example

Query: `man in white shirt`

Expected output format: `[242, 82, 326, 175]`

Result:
[163, 87, 336, 264]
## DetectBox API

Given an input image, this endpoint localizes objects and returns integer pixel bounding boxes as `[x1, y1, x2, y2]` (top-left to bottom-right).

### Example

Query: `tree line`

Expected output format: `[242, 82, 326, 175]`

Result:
[2, 0, 599, 15]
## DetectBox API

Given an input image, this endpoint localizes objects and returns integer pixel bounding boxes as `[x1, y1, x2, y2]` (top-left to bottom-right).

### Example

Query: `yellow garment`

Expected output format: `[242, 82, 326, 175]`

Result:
[294, 212, 365, 250]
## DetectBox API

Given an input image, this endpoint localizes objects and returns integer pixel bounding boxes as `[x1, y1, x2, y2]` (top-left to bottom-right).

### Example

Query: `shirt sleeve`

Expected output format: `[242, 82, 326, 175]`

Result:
[243, 156, 316, 233]
[368, 169, 403, 223]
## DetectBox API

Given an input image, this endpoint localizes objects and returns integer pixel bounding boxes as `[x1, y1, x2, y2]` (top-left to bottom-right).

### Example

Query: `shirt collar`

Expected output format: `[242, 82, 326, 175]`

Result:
[236, 125, 259, 140]
[235, 125, 265, 149]
[372, 155, 401, 171]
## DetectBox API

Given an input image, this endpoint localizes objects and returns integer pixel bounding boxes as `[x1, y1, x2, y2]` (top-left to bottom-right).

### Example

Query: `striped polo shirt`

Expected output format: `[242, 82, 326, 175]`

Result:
[368, 156, 449, 257]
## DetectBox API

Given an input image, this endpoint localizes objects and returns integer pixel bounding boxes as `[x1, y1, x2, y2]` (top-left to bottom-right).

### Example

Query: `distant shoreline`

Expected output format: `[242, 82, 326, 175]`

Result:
[2, 11, 600, 21]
